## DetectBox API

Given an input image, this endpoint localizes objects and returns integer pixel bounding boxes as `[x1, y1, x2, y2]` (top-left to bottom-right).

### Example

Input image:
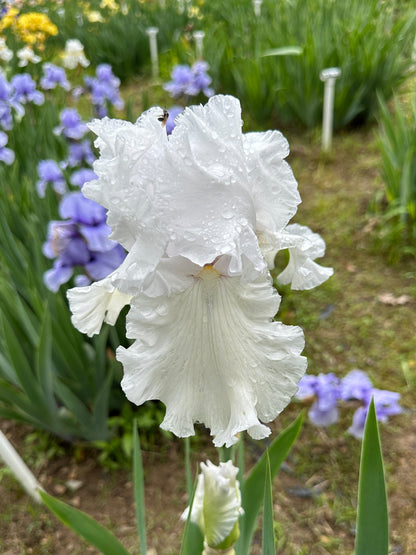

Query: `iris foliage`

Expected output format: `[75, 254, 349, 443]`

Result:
[376, 94, 416, 260]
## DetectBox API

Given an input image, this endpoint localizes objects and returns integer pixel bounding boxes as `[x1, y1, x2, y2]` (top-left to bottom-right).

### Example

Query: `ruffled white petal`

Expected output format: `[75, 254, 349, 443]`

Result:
[276, 224, 334, 290]
[243, 130, 301, 233]
[67, 276, 131, 337]
[153, 95, 264, 275]
[118, 267, 306, 447]
[84, 110, 168, 251]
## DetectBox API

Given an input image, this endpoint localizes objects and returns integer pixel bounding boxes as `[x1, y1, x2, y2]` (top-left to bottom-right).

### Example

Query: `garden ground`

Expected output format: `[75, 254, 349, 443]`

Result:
[0, 123, 415, 554]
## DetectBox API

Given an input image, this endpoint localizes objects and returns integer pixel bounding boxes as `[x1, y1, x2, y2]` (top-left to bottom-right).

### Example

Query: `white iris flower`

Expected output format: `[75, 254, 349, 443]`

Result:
[67, 95, 332, 447]
[61, 39, 90, 70]
[182, 460, 243, 551]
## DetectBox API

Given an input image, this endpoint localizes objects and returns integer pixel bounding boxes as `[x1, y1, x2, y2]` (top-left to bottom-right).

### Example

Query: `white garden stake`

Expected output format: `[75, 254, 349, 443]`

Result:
[146, 27, 159, 78]
[193, 31, 205, 60]
[320, 67, 341, 152]
[0, 429, 43, 503]
[253, 0, 262, 17]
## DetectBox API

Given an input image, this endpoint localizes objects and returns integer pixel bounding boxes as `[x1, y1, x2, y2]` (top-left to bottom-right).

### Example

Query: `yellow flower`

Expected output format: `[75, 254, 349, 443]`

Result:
[15, 13, 58, 46]
[188, 6, 203, 19]
[0, 7, 19, 33]
[100, 0, 119, 12]
[86, 10, 105, 23]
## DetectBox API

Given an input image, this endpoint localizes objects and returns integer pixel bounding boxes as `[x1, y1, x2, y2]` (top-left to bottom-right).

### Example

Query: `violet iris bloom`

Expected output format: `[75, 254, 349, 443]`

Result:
[296, 373, 341, 426]
[40, 63, 71, 91]
[0, 73, 24, 129]
[164, 65, 194, 98]
[70, 168, 97, 188]
[36, 159, 66, 197]
[341, 369, 403, 439]
[11, 74, 44, 106]
[165, 106, 183, 135]
[63, 140, 96, 168]
[340, 369, 373, 402]
[54, 108, 88, 140]
[164, 61, 214, 99]
[43, 191, 126, 291]
[0, 130, 14, 165]
[187, 61, 214, 98]
[84, 64, 124, 117]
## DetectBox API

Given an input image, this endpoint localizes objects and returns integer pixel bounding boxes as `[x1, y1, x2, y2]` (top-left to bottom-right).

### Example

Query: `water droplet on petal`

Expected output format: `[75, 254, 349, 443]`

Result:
[222, 209, 234, 219]
[156, 304, 168, 316]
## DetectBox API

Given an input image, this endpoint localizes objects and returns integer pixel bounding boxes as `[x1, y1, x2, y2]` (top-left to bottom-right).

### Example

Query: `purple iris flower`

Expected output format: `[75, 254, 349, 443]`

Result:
[164, 65, 194, 98]
[70, 168, 97, 188]
[95, 64, 117, 83]
[340, 369, 373, 402]
[43, 221, 91, 291]
[0, 73, 24, 129]
[59, 192, 116, 252]
[85, 244, 126, 281]
[0, 102, 13, 130]
[40, 63, 71, 91]
[11, 74, 44, 106]
[43, 192, 126, 291]
[341, 369, 403, 439]
[54, 108, 88, 140]
[0, 130, 14, 165]
[187, 61, 214, 97]
[84, 64, 124, 117]
[36, 159, 67, 197]
[0, 74, 12, 103]
[165, 105, 183, 135]
[63, 140, 96, 168]
[347, 390, 403, 439]
[296, 373, 341, 427]
[164, 61, 214, 99]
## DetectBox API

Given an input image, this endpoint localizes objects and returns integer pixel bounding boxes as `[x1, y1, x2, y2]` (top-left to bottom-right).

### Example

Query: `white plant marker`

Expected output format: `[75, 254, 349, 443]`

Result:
[159, 0, 166, 8]
[146, 27, 159, 78]
[320, 67, 341, 152]
[253, 0, 262, 17]
[178, 0, 184, 14]
[193, 31, 205, 59]
[0, 429, 43, 503]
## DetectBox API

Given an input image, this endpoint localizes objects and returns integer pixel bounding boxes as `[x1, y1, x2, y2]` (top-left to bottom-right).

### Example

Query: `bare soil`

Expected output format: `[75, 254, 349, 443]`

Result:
[1, 126, 415, 555]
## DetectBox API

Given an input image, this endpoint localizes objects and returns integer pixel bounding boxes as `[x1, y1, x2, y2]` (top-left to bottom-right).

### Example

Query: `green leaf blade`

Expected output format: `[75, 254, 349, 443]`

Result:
[262, 450, 276, 555]
[355, 398, 389, 555]
[40, 490, 130, 555]
[237, 411, 304, 554]
[179, 471, 204, 555]
[133, 421, 147, 555]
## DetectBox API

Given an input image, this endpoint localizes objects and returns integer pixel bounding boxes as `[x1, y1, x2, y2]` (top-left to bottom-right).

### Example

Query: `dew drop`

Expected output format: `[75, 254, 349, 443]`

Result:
[156, 304, 168, 316]
[222, 209, 234, 219]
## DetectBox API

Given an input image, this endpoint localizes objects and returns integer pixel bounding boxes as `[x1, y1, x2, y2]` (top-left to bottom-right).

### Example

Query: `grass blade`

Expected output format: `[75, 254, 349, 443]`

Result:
[133, 420, 147, 555]
[262, 450, 276, 555]
[184, 437, 193, 501]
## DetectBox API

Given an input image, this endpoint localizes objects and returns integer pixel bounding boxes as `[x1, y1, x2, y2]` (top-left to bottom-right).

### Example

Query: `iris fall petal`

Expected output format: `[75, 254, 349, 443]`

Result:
[119, 266, 306, 447]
